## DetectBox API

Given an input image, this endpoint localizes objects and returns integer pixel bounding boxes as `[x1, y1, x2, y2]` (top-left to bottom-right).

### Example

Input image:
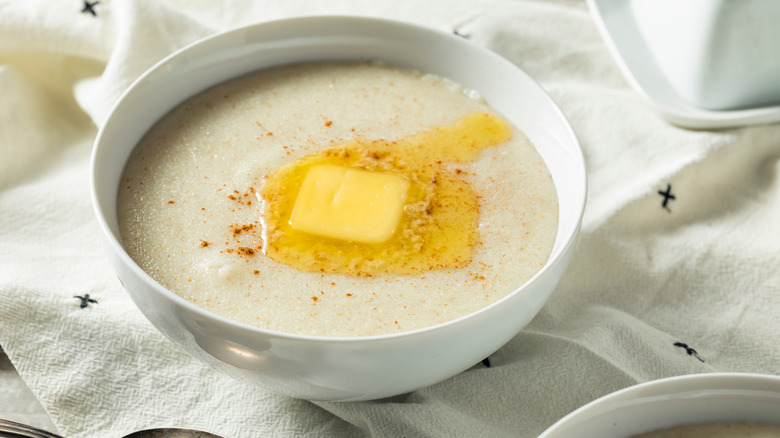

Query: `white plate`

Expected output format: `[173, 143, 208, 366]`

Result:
[539, 373, 780, 437]
[587, 0, 780, 129]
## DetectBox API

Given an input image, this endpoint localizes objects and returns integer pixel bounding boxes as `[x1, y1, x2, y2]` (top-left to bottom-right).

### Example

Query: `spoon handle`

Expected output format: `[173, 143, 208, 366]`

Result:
[0, 418, 64, 438]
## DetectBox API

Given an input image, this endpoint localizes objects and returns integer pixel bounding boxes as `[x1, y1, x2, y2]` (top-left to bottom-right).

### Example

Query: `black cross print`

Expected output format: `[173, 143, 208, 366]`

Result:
[81, 1, 99, 17]
[452, 16, 476, 39]
[74, 294, 98, 308]
[453, 29, 471, 39]
[674, 342, 704, 362]
[658, 184, 676, 212]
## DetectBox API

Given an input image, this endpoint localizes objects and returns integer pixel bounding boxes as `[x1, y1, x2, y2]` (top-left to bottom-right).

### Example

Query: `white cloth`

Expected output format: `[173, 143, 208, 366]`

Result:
[1, 0, 779, 437]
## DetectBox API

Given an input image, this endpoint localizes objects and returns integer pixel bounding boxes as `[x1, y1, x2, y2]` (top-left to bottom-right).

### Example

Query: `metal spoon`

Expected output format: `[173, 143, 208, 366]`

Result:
[122, 429, 224, 438]
[0, 418, 224, 438]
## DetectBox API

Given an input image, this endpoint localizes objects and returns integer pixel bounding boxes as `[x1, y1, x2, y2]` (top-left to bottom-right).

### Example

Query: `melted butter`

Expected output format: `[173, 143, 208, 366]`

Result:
[259, 112, 512, 276]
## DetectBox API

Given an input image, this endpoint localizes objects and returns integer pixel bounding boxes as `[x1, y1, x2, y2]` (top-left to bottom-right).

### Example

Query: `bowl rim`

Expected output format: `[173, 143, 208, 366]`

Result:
[539, 372, 780, 437]
[90, 14, 587, 343]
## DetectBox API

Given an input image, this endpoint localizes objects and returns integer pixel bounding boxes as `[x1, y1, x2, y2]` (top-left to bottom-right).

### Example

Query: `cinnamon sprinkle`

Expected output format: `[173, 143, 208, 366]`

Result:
[236, 247, 255, 256]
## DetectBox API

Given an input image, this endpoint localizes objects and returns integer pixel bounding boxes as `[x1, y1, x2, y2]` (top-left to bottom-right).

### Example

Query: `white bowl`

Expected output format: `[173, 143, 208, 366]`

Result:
[632, 0, 780, 110]
[540, 373, 780, 437]
[588, 0, 780, 129]
[90, 16, 586, 401]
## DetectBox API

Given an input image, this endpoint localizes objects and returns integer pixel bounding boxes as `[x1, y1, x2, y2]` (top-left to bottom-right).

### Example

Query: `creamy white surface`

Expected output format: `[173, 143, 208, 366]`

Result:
[634, 421, 780, 438]
[118, 62, 558, 337]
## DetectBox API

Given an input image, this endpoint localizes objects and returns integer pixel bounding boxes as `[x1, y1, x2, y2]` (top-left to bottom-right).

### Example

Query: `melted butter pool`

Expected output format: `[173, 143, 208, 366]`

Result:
[259, 112, 511, 276]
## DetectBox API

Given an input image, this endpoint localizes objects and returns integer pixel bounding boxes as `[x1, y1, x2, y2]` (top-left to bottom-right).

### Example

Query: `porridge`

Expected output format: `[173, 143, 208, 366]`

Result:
[117, 62, 558, 337]
[633, 421, 780, 437]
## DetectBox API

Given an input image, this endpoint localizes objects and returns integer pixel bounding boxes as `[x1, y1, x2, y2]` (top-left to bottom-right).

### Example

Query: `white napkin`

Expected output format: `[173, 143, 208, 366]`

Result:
[1, 1, 779, 437]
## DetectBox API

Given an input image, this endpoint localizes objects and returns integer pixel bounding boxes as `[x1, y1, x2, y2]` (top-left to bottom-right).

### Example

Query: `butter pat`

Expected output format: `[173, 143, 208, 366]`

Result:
[290, 164, 410, 243]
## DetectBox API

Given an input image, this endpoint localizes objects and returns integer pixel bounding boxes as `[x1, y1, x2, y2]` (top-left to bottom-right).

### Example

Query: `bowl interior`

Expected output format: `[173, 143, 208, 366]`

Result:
[91, 16, 585, 337]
